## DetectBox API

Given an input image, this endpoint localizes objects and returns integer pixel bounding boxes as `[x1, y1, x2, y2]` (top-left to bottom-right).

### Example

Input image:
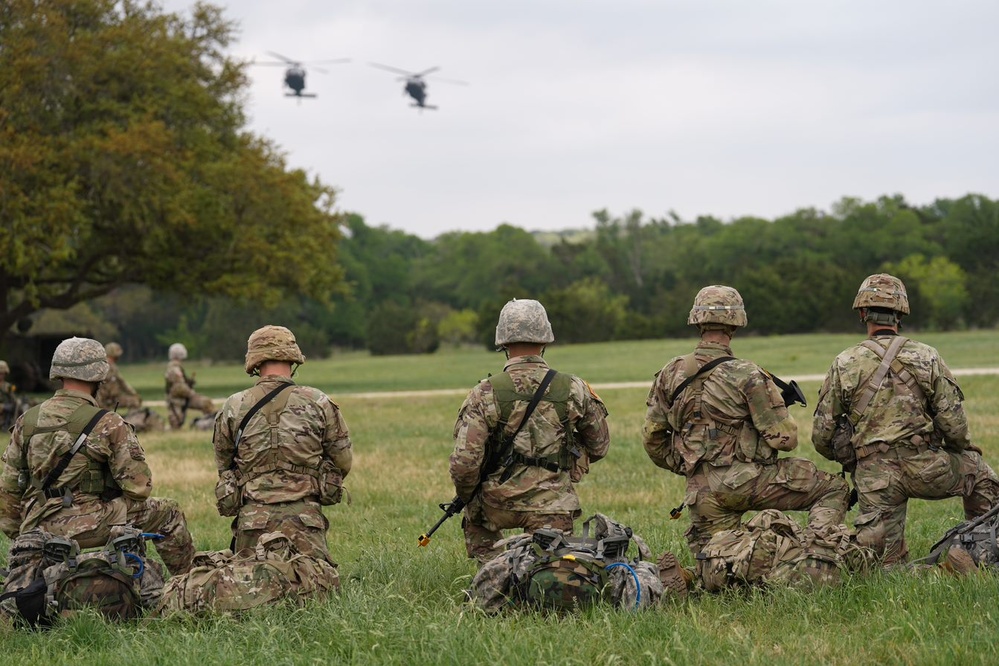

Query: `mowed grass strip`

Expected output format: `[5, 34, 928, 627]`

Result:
[2, 331, 999, 664]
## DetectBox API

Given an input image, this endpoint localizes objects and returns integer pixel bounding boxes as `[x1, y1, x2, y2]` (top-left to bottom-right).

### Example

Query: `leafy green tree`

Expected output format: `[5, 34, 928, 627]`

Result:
[0, 0, 345, 347]
[542, 278, 629, 344]
[884, 254, 969, 330]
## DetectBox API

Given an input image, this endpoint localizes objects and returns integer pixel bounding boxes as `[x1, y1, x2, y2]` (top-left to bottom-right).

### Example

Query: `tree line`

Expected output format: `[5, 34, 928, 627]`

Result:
[34, 192, 998, 362]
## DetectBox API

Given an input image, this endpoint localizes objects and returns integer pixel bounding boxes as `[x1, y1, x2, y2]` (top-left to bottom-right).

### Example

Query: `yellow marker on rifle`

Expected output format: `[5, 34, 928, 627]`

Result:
[417, 496, 466, 547]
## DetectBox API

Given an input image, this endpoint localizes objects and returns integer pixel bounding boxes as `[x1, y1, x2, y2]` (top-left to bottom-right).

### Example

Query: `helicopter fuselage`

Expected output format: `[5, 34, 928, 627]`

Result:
[285, 66, 307, 96]
[405, 79, 427, 106]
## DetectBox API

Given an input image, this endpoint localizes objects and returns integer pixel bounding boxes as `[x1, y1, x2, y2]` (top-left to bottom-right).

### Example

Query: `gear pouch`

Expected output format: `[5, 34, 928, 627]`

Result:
[317, 460, 344, 506]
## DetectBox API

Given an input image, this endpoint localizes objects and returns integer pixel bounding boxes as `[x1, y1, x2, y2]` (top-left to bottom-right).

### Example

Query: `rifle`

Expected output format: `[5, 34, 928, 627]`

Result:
[418, 496, 466, 547]
[915, 502, 999, 566]
[762, 370, 807, 408]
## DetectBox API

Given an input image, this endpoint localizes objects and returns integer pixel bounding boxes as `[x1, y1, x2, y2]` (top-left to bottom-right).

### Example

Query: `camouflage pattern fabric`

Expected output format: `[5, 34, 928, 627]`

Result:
[644, 340, 849, 556]
[165, 359, 214, 429]
[813, 333, 999, 564]
[96, 362, 142, 411]
[231, 500, 333, 564]
[213, 375, 352, 561]
[0, 390, 194, 574]
[450, 355, 610, 561]
[494, 299, 555, 346]
[49, 337, 109, 382]
[121, 408, 166, 433]
[156, 531, 340, 616]
[244, 325, 305, 374]
[687, 285, 748, 327]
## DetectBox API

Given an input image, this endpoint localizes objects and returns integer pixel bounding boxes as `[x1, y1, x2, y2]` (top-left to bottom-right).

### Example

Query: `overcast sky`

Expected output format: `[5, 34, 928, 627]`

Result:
[161, 1, 999, 239]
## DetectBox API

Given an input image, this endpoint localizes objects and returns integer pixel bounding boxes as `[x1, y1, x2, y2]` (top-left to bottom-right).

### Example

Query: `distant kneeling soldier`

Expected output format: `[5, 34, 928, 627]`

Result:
[0, 337, 195, 575]
[812, 273, 999, 565]
[164, 342, 215, 430]
[213, 326, 353, 563]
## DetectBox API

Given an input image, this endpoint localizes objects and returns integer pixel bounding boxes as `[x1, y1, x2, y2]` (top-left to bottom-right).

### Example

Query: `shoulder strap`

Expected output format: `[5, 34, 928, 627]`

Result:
[669, 356, 735, 406]
[512, 369, 559, 442]
[234, 383, 294, 449]
[490, 369, 558, 483]
[850, 336, 910, 424]
[41, 408, 109, 491]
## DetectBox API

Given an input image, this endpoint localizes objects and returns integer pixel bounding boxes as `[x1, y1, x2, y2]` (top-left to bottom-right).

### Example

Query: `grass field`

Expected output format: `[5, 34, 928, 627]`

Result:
[2, 331, 999, 665]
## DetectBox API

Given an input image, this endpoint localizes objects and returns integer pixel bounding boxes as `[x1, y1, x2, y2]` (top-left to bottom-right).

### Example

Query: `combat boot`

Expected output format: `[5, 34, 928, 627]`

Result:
[657, 551, 694, 600]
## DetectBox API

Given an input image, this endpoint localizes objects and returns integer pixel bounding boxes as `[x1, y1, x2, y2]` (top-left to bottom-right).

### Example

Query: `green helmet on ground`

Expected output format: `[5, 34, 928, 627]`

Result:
[50, 337, 110, 382]
[688, 285, 748, 328]
[244, 325, 306, 375]
[494, 299, 555, 348]
[852, 273, 910, 315]
[105, 342, 124, 359]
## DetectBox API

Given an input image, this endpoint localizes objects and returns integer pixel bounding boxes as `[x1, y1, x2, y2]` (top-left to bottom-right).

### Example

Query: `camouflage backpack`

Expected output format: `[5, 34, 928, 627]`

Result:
[697, 510, 805, 592]
[122, 407, 166, 433]
[0, 527, 162, 627]
[469, 514, 663, 613]
[156, 531, 339, 615]
[917, 504, 999, 571]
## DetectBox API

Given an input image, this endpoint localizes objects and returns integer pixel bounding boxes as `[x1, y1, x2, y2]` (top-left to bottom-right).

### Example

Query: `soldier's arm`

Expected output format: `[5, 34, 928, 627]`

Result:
[746, 368, 798, 452]
[0, 426, 26, 537]
[929, 357, 970, 451]
[571, 378, 610, 464]
[106, 416, 153, 501]
[320, 395, 353, 478]
[449, 386, 492, 502]
[213, 399, 237, 473]
[166, 366, 194, 399]
[811, 366, 842, 460]
[642, 372, 682, 472]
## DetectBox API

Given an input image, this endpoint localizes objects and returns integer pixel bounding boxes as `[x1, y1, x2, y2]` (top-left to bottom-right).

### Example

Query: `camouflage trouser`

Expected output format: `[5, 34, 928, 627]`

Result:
[31, 495, 195, 575]
[462, 500, 573, 565]
[232, 499, 333, 564]
[685, 458, 850, 557]
[167, 394, 215, 430]
[854, 444, 999, 565]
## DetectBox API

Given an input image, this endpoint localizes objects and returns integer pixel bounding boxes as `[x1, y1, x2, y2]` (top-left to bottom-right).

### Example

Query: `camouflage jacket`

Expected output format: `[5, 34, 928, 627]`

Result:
[449, 355, 610, 514]
[164, 360, 194, 401]
[0, 390, 153, 538]
[213, 375, 352, 504]
[97, 363, 142, 410]
[812, 332, 970, 458]
[643, 340, 797, 474]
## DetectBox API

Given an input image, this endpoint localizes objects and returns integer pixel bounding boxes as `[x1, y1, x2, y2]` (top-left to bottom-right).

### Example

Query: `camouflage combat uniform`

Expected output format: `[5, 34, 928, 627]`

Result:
[97, 361, 142, 411]
[213, 375, 352, 562]
[165, 359, 214, 430]
[450, 355, 610, 563]
[644, 340, 849, 557]
[0, 390, 194, 574]
[813, 333, 999, 564]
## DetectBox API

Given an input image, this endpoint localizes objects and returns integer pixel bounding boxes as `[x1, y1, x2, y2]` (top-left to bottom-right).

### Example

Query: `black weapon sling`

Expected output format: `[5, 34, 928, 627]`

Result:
[40, 407, 110, 499]
[496, 369, 559, 484]
[668, 356, 735, 406]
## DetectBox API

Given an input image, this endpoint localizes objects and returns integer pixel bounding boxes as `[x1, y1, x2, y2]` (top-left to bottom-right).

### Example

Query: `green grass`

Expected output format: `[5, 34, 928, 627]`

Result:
[3, 331, 999, 664]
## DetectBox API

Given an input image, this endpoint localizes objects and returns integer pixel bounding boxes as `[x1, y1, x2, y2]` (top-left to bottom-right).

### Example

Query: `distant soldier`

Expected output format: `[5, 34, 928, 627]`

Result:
[164, 342, 214, 430]
[213, 326, 352, 562]
[0, 360, 27, 431]
[96, 342, 142, 411]
[643, 285, 849, 557]
[812, 273, 999, 565]
[0, 337, 194, 575]
[450, 299, 610, 564]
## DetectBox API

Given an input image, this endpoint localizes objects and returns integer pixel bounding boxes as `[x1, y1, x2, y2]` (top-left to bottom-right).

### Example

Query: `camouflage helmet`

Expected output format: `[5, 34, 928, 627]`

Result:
[168, 343, 188, 361]
[852, 273, 910, 315]
[49, 337, 110, 382]
[687, 285, 748, 328]
[0, 360, 8, 374]
[245, 325, 306, 375]
[495, 299, 555, 347]
[105, 342, 124, 359]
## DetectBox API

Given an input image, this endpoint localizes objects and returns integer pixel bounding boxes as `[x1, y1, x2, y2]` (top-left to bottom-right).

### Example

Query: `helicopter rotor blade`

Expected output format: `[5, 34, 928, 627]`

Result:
[305, 58, 351, 65]
[313, 66, 330, 75]
[415, 66, 441, 77]
[368, 62, 416, 77]
[430, 76, 469, 86]
[266, 51, 299, 65]
[251, 62, 290, 67]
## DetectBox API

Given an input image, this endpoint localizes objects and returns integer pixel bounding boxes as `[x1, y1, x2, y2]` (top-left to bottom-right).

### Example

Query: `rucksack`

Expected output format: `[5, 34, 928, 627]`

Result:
[156, 531, 339, 615]
[468, 514, 663, 613]
[122, 407, 166, 433]
[0, 527, 162, 627]
[917, 503, 999, 570]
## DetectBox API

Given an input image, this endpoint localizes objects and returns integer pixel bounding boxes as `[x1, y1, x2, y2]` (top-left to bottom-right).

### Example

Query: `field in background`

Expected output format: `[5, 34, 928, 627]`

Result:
[2, 331, 999, 664]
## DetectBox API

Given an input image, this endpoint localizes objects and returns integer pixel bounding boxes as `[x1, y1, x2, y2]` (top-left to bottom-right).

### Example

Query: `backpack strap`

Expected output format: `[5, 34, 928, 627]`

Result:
[668, 356, 736, 406]
[849, 336, 922, 426]
[231, 383, 294, 464]
[493, 369, 559, 484]
[39, 407, 109, 498]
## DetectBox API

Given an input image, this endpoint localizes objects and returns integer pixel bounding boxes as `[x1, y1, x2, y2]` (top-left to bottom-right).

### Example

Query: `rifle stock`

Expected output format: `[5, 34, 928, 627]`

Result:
[418, 495, 466, 547]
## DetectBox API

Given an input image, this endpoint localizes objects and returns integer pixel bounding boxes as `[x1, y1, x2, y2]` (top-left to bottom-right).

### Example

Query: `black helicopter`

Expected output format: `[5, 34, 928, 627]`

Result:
[254, 51, 350, 99]
[368, 63, 468, 110]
